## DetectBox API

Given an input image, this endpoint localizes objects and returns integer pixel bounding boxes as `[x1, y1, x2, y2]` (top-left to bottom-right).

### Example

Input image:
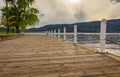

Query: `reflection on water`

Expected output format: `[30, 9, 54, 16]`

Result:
[63, 34, 120, 44]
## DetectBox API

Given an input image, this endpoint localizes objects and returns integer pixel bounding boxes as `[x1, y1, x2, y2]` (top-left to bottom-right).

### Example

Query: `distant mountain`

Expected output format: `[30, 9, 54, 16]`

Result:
[26, 19, 120, 33]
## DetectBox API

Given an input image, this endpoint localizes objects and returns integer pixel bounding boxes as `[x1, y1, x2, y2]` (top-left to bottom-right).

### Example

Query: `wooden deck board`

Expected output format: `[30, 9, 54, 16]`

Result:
[0, 35, 119, 77]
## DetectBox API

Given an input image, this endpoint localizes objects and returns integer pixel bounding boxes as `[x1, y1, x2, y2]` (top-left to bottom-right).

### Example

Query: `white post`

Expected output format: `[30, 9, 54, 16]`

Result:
[74, 25, 77, 43]
[46, 31, 47, 35]
[99, 19, 107, 53]
[50, 30, 51, 36]
[54, 30, 56, 37]
[48, 30, 50, 36]
[46, 31, 48, 36]
[64, 27, 66, 40]
[58, 29, 60, 38]
[49, 31, 51, 36]
[51, 30, 53, 37]
[52, 30, 54, 37]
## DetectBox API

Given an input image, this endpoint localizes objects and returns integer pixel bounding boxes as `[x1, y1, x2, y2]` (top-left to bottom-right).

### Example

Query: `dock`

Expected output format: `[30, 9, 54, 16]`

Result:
[0, 35, 120, 77]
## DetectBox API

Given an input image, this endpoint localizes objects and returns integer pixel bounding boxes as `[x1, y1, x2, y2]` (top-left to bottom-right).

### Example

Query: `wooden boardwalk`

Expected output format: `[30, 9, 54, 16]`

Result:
[0, 35, 120, 77]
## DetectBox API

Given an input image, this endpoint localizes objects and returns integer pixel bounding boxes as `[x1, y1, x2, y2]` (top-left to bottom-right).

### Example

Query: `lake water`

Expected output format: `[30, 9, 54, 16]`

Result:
[64, 34, 120, 56]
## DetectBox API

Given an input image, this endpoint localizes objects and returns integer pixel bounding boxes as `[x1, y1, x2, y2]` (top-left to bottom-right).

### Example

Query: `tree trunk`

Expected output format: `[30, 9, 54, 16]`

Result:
[6, 26, 10, 34]
[15, 26, 20, 33]
[12, 28, 15, 33]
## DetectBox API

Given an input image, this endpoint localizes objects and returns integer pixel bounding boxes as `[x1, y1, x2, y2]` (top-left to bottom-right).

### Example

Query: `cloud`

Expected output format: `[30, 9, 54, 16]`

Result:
[33, 0, 78, 26]
[0, 1, 4, 24]
[0, 0, 120, 27]
[0, 1, 4, 15]
[74, 6, 87, 21]
[33, 0, 120, 27]
[71, 0, 120, 21]
[111, 0, 120, 2]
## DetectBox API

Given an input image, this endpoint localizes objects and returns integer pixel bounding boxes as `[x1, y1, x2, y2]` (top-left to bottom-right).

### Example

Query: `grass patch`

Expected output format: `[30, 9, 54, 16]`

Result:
[0, 31, 17, 35]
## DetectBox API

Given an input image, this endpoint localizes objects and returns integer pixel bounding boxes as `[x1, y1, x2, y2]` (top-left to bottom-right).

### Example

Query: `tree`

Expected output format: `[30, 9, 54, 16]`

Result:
[1, 0, 16, 34]
[14, 0, 39, 33]
[1, 0, 39, 33]
[1, 16, 16, 26]
[1, 6, 17, 29]
[3, 0, 13, 34]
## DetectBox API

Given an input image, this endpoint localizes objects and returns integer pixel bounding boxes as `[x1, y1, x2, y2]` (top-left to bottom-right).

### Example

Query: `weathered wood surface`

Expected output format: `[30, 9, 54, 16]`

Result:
[0, 35, 119, 77]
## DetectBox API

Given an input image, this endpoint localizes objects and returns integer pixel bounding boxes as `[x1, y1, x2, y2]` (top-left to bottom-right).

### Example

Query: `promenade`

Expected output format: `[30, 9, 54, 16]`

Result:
[0, 35, 120, 77]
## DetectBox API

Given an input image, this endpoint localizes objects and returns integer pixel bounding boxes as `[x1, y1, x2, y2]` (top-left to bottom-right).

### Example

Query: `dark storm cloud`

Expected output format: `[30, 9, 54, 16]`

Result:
[111, 0, 120, 2]
[74, 10, 87, 21]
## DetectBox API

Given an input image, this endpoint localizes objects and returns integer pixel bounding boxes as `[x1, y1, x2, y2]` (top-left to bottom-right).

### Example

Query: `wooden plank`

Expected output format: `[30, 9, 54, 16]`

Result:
[0, 54, 102, 63]
[0, 35, 119, 77]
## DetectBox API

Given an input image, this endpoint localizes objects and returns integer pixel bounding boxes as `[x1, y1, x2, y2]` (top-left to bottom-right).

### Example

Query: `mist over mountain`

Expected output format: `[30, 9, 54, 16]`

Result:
[26, 19, 120, 33]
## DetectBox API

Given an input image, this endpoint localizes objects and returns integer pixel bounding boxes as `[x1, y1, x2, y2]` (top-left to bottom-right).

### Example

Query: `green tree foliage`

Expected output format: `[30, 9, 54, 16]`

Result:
[1, 15, 16, 26]
[1, 0, 39, 33]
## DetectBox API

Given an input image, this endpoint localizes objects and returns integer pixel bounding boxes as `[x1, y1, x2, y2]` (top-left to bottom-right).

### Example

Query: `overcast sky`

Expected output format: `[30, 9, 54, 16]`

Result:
[0, 0, 120, 28]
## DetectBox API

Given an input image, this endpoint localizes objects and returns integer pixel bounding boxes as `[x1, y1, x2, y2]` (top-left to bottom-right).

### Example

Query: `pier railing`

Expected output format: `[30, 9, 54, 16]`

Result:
[45, 19, 120, 54]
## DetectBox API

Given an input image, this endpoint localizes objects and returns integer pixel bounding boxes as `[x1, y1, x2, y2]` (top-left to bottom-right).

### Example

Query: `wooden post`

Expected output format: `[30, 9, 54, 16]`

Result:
[58, 29, 60, 38]
[45, 31, 47, 36]
[49, 30, 51, 36]
[48, 31, 50, 36]
[52, 30, 54, 37]
[46, 31, 48, 36]
[74, 25, 77, 43]
[99, 19, 107, 53]
[51, 30, 53, 37]
[64, 27, 66, 40]
[54, 30, 56, 37]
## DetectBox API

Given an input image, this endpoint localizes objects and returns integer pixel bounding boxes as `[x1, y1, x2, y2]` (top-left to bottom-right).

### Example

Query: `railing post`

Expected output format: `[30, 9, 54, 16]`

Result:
[49, 30, 51, 36]
[51, 30, 53, 37]
[99, 19, 107, 53]
[46, 31, 48, 36]
[64, 27, 66, 40]
[45, 31, 47, 36]
[52, 30, 54, 37]
[74, 25, 77, 43]
[54, 30, 56, 37]
[48, 30, 50, 36]
[58, 29, 60, 38]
